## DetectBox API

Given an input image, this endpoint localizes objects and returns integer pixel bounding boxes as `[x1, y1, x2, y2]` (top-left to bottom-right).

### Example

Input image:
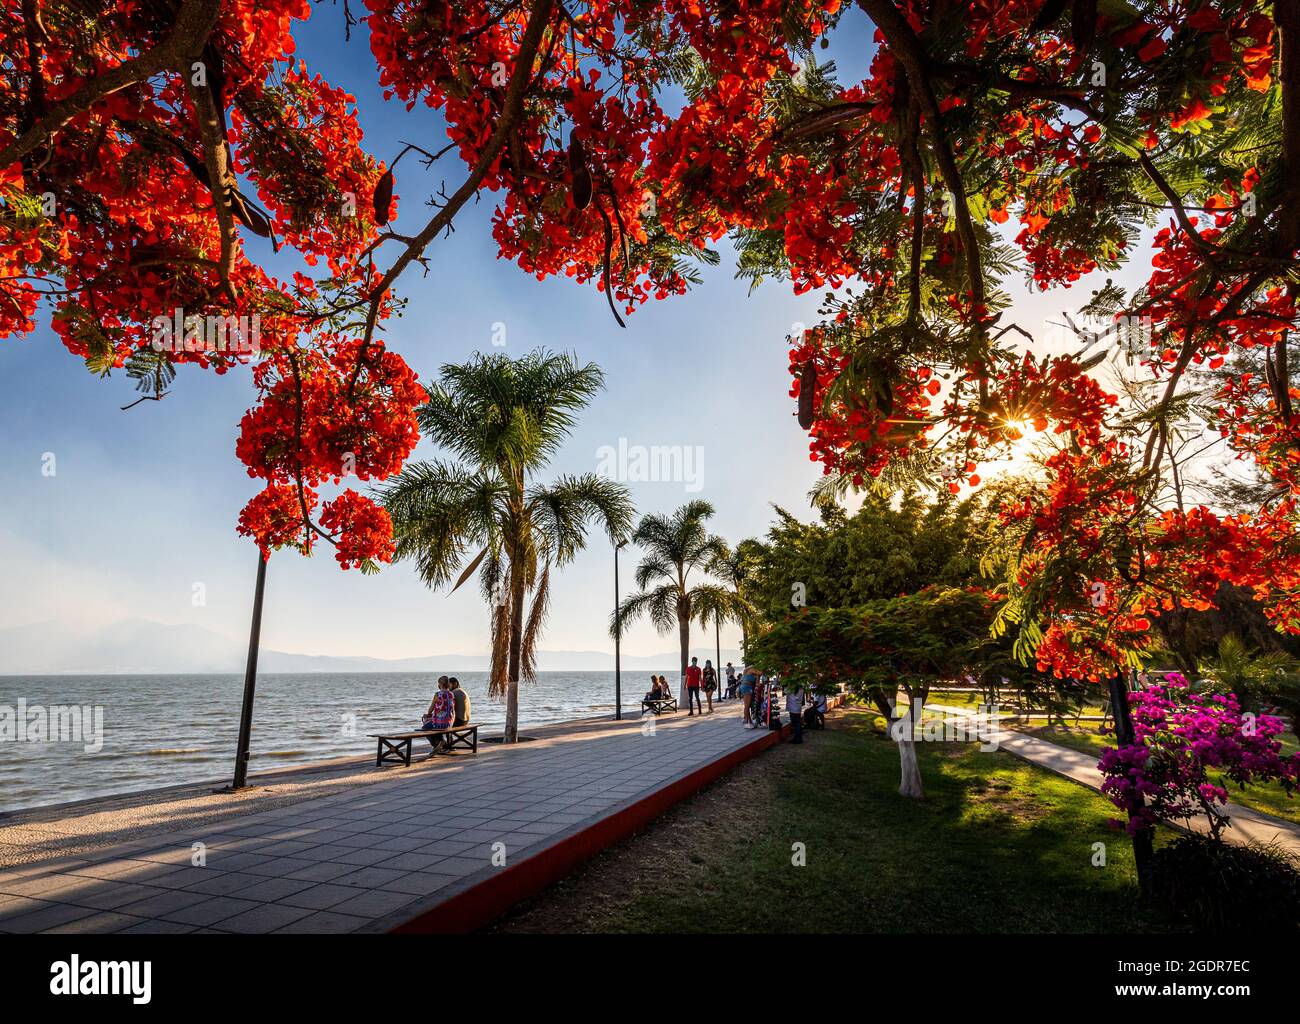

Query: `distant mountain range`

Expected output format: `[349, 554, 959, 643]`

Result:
[0, 618, 742, 675]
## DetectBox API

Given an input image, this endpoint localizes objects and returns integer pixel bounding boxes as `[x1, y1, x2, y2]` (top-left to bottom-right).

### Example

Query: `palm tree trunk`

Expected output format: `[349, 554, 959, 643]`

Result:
[505, 570, 526, 743]
[715, 614, 721, 697]
[677, 610, 690, 706]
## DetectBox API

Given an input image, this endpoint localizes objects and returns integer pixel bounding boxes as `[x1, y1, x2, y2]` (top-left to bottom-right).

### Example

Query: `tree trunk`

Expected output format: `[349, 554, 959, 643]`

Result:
[504, 570, 526, 743]
[894, 688, 924, 799]
[870, 692, 893, 719]
[677, 610, 690, 706]
[715, 614, 721, 694]
[1108, 670, 1153, 885]
[1278, 0, 1300, 249]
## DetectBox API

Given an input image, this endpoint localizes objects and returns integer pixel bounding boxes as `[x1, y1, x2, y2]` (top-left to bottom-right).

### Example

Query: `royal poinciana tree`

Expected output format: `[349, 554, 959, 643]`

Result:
[5, 1, 1300, 700]
[3, 0, 792, 563]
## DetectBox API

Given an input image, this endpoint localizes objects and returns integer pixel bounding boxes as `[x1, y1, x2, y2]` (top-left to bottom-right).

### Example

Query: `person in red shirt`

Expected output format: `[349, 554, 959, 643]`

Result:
[685, 657, 703, 715]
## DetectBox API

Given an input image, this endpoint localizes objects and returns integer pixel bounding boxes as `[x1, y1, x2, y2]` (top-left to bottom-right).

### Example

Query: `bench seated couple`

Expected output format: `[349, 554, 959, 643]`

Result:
[642, 675, 678, 715]
[370, 676, 479, 767]
[420, 675, 471, 748]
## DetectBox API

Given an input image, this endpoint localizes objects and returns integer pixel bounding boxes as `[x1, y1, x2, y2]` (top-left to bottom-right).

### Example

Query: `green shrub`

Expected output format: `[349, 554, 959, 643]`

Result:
[1146, 835, 1300, 932]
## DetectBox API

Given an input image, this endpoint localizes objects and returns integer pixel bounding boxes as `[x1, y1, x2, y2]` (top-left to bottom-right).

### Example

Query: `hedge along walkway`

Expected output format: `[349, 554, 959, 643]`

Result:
[925, 703, 1300, 855]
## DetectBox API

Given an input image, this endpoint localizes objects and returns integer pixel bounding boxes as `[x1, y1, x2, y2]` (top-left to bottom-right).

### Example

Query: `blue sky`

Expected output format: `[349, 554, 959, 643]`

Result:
[0, 11, 872, 661]
[0, 9, 1168, 663]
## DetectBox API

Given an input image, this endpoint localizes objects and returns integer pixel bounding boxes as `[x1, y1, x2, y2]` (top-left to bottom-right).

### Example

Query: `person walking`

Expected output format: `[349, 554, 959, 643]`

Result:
[785, 684, 804, 744]
[739, 667, 757, 729]
[685, 657, 703, 715]
[702, 659, 717, 713]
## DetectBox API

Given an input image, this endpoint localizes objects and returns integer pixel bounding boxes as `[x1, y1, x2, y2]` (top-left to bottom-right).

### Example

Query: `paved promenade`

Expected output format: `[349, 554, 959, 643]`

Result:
[0, 707, 772, 934]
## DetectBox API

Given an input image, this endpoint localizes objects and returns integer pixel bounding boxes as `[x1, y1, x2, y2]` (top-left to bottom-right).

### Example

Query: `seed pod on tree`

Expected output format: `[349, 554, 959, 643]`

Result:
[797, 359, 817, 429]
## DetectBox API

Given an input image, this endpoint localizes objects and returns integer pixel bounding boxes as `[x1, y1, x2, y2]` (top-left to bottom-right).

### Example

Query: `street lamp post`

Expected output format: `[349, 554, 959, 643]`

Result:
[231, 551, 268, 791]
[614, 538, 629, 720]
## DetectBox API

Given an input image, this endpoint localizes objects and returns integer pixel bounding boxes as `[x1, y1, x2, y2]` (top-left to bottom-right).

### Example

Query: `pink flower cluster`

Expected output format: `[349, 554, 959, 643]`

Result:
[1098, 674, 1300, 838]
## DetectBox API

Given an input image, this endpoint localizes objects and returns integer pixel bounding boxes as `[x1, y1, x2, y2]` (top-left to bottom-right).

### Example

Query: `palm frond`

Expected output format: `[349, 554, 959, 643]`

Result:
[528, 472, 634, 565]
[489, 581, 512, 699]
[520, 562, 550, 683]
[613, 583, 679, 638]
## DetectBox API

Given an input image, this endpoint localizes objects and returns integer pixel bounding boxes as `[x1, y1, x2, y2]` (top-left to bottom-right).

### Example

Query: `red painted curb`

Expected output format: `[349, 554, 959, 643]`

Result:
[389, 722, 788, 934]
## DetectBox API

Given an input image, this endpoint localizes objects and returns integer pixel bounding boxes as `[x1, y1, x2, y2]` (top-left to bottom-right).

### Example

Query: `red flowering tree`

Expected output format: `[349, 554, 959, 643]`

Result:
[0, 0, 752, 559]
[7, 1, 1300, 723]
[637, 0, 1300, 820]
[0, 0, 426, 567]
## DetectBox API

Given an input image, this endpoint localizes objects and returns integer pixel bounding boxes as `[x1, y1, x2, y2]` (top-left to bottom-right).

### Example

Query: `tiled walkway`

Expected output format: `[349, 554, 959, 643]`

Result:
[0, 706, 771, 933]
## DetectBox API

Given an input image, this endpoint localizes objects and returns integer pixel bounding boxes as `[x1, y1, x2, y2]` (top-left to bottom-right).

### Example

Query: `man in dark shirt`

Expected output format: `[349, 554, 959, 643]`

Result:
[449, 678, 471, 726]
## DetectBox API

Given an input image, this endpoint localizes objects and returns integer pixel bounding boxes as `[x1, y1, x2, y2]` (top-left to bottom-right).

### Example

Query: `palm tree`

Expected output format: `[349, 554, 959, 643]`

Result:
[379, 350, 634, 743]
[706, 539, 762, 657]
[691, 585, 743, 695]
[614, 501, 728, 692]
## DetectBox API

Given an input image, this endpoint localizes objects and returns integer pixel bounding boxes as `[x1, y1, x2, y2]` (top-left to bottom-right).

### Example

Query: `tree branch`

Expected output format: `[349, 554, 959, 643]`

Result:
[857, 0, 985, 324]
[0, 0, 222, 169]
[353, 0, 557, 381]
[185, 68, 238, 302]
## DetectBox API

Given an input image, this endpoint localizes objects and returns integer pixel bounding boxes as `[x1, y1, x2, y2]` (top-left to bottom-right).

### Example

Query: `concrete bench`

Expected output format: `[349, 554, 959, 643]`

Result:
[641, 696, 678, 715]
[371, 724, 479, 767]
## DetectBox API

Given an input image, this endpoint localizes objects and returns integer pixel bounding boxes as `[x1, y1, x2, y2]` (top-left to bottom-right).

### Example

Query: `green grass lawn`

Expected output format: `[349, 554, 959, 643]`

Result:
[1010, 722, 1300, 826]
[920, 689, 983, 708]
[496, 708, 1174, 933]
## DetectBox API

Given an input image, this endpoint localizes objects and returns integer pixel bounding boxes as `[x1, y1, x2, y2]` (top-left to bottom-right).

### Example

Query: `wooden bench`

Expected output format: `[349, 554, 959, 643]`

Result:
[640, 696, 677, 715]
[370, 724, 479, 767]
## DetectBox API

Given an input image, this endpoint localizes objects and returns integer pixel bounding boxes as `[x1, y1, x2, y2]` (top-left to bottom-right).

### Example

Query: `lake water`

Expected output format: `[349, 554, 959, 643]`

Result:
[0, 671, 680, 813]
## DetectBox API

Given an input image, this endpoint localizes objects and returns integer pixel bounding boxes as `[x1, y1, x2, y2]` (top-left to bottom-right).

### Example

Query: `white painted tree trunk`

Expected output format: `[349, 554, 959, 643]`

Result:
[894, 695, 924, 799]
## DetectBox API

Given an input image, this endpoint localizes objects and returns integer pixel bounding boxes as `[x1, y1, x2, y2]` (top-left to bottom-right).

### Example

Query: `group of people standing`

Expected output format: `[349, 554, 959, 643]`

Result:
[735, 665, 777, 732]
[680, 658, 769, 715]
[646, 659, 826, 741]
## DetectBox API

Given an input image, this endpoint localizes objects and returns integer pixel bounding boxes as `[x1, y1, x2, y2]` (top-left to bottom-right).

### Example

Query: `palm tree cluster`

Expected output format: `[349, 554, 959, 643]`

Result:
[379, 350, 764, 739]
[379, 350, 634, 742]
[612, 500, 759, 686]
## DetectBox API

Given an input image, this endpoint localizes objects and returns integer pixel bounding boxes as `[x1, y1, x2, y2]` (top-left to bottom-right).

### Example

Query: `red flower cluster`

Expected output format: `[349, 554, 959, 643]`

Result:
[2, 0, 417, 565]
[6, 0, 1300, 645]
[319, 489, 396, 569]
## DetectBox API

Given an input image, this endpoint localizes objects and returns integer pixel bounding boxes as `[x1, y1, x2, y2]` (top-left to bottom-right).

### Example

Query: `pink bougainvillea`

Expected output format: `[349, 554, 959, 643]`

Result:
[1099, 674, 1300, 839]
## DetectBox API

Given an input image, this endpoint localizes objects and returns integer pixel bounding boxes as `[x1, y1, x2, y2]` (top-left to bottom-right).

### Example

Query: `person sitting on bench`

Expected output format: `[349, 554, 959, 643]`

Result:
[802, 692, 827, 729]
[645, 675, 662, 702]
[422, 676, 455, 749]
[449, 677, 471, 727]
